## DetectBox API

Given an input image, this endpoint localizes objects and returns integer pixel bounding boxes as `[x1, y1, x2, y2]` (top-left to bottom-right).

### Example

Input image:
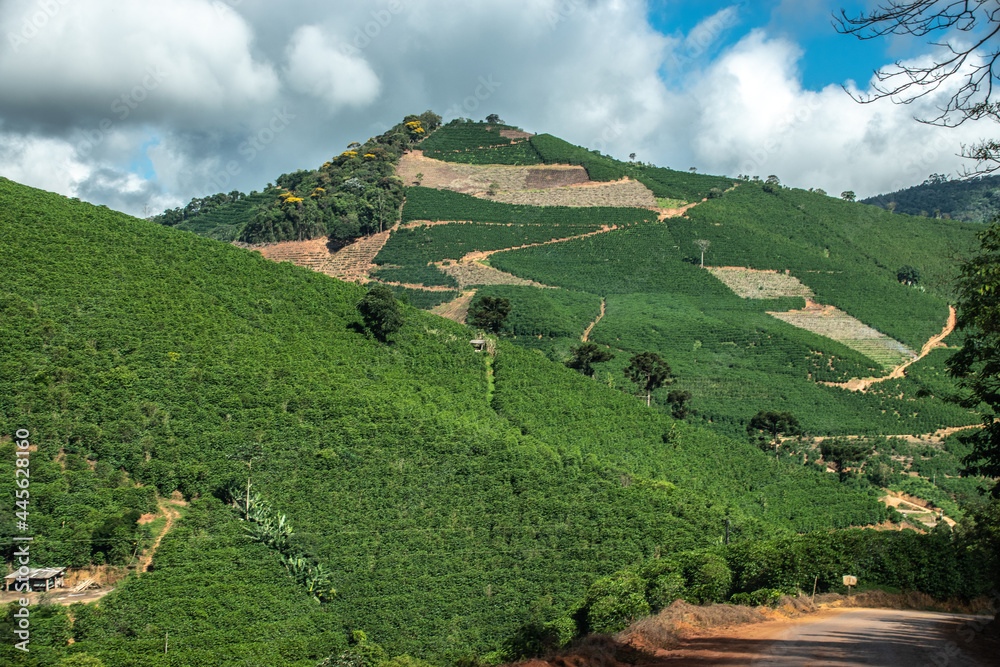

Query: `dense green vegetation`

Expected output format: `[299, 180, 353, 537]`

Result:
[384, 285, 460, 310]
[370, 265, 459, 289]
[863, 172, 1000, 222]
[399, 186, 655, 226]
[0, 438, 156, 567]
[528, 134, 626, 181]
[419, 120, 542, 165]
[153, 111, 442, 246]
[631, 165, 735, 202]
[377, 188, 654, 269]
[1, 178, 905, 664]
[155, 189, 281, 241]
[469, 286, 601, 339]
[3, 111, 993, 664]
[489, 220, 977, 438]
[571, 527, 994, 635]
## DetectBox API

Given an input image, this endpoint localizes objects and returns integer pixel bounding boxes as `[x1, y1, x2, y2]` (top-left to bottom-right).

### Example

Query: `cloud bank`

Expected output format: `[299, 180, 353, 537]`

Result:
[0, 0, 992, 216]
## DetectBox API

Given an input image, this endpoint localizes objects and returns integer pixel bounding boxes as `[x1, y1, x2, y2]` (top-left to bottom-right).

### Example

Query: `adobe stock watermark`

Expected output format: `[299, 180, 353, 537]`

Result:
[74, 64, 170, 159]
[6, 0, 70, 53]
[340, 1, 405, 56]
[205, 107, 296, 192]
[211, 0, 245, 19]
[668, 3, 744, 76]
[738, 96, 824, 178]
[11, 428, 33, 653]
[929, 589, 999, 666]
[885, 133, 957, 194]
[590, 118, 624, 156]
[443, 75, 502, 119]
[546, 0, 584, 30]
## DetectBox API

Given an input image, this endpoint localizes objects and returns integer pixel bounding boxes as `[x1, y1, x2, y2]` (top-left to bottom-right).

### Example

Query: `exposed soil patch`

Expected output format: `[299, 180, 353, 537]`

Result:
[439, 261, 555, 289]
[431, 289, 477, 323]
[323, 230, 393, 282]
[485, 178, 657, 208]
[708, 267, 814, 299]
[524, 167, 589, 189]
[397, 151, 590, 193]
[654, 200, 703, 221]
[881, 492, 956, 527]
[499, 129, 534, 140]
[769, 304, 916, 369]
[246, 236, 332, 271]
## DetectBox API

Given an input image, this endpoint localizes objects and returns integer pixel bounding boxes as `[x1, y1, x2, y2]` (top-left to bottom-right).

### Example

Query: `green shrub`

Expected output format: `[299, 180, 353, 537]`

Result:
[729, 588, 783, 607]
[584, 572, 652, 634]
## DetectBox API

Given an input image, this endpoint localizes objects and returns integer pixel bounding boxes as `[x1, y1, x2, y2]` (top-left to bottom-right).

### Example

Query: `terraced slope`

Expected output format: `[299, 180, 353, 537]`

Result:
[768, 304, 917, 369]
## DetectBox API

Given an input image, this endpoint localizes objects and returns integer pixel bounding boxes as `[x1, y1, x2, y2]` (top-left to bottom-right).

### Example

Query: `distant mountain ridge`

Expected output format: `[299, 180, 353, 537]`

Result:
[862, 172, 1000, 222]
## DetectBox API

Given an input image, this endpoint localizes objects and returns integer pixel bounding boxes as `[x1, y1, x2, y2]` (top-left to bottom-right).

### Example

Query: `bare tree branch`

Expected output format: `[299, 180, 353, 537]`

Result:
[836, 1, 1000, 174]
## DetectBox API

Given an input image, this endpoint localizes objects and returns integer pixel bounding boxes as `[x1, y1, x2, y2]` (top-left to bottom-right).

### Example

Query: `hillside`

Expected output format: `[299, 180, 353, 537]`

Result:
[0, 177, 911, 665]
[152, 117, 987, 502]
[862, 172, 1000, 222]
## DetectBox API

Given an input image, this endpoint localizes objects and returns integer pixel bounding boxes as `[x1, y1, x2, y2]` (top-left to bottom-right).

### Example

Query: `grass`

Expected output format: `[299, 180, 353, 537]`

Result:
[656, 197, 688, 209]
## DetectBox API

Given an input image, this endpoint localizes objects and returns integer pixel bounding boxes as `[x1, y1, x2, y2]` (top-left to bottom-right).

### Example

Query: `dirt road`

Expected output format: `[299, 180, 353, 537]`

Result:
[663, 608, 992, 666]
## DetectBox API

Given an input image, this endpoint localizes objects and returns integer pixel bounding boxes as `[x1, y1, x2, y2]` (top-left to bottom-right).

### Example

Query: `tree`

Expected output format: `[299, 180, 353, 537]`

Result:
[841, 190, 856, 202]
[666, 389, 693, 419]
[694, 239, 711, 268]
[230, 441, 264, 513]
[624, 352, 673, 407]
[820, 438, 873, 481]
[747, 410, 801, 458]
[357, 284, 404, 342]
[897, 264, 922, 285]
[629, 152, 637, 162]
[950, 222, 1000, 497]
[566, 342, 614, 378]
[485, 113, 503, 124]
[836, 2, 1000, 173]
[468, 296, 512, 333]
[887, 200, 898, 213]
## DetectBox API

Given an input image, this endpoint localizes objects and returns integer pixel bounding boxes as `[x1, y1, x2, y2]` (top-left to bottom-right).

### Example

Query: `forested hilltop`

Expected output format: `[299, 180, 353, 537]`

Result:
[152, 111, 442, 246]
[862, 172, 1000, 222]
[3, 175, 987, 666]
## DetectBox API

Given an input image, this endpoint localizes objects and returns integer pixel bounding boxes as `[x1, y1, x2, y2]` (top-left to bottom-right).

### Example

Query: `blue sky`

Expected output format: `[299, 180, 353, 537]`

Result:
[0, 0, 992, 215]
[650, 1, 903, 90]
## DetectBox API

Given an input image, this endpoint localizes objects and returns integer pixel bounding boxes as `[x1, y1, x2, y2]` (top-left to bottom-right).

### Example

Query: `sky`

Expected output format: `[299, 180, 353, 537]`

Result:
[0, 0, 996, 217]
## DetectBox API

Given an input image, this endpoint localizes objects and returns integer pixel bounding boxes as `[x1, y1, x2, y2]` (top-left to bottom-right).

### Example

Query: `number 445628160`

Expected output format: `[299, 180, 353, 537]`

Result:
[14, 428, 30, 530]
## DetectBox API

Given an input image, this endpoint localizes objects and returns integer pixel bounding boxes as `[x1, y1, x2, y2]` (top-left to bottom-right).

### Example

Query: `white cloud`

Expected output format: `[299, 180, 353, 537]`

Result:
[0, 0, 993, 215]
[685, 31, 991, 196]
[0, 0, 279, 124]
[284, 26, 381, 111]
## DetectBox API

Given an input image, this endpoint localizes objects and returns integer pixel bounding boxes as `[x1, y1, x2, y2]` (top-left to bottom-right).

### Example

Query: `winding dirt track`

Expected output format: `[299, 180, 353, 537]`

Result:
[823, 306, 956, 392]
[137, 500, 181, 574]
[582, 299, 606, 341]
[659, 608, 992, 666]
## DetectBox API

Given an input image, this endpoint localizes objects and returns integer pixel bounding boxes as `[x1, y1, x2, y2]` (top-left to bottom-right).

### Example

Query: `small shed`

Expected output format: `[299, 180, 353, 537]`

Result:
[4, 567, 66, 592]
[470, 339, 488, 352]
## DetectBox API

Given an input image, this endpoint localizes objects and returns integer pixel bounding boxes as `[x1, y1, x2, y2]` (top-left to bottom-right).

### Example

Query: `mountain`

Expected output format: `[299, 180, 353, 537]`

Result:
[0, 115, 992, 665]
[861, 172, 1000, 223]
